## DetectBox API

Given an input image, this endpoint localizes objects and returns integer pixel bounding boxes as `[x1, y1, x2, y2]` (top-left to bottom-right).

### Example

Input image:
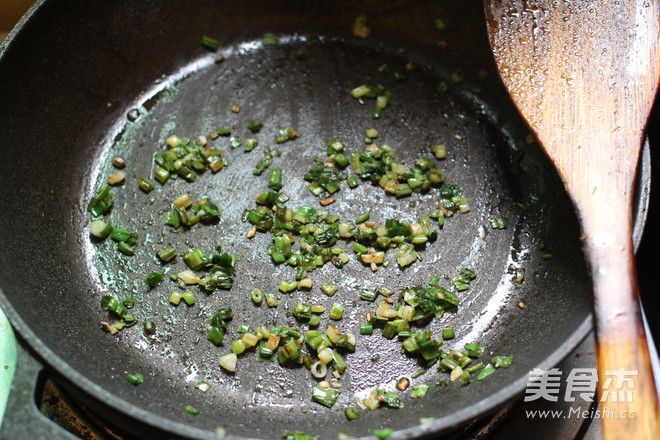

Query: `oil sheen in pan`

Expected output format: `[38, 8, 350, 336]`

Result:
[80, 35, 585, 437]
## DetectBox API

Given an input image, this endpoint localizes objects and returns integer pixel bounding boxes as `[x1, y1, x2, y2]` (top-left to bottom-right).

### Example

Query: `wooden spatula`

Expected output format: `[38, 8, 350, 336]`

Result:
[486, 0, 659, 438]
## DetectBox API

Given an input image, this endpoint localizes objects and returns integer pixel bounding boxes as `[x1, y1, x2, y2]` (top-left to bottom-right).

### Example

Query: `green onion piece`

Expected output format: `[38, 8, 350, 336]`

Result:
[253, 156, 272, 175]
[169, 292, 183, 305]
[350, 85, 371, 98]
[489, 217, 508, 229]
[345, 407, 359, 421]
[111, 156, 126, 168]
[183, 248, 206, 271]
[360, 322, 374, 335]
[195, 381, 211, 392]
[111, 228, 132, 242]
[464, 342, 484, 358]
[411, 369, 427, 379]
[101, 295, 127, 318]
[264, 292, 278, 307]
[87, 186, 113, 216]
[117, 241, 135, 256]
[125, 373, 144, 385]
[245, 138, 258, 152]
[459, 371, 472, 385]
[122, 296, 134, 308]
[232, 339, 246, 355]
[372, 429, 394, 440]
[442, 328, 455, 340]
[431, 144, 447, 159]
[308, 315, 320, 326]
[182, 291, 195, 305]
[217, 125, 232, 136]
[230, 135, 241, 149]
[311, 386, 340, 408]
[477, 363, 497, 380]
[492, 355, 514, 368]
[334, 153, 349, 169]
[278, 280, 298, 293]
[122, 315, 136, 326]
[247, 119, 263, 133]
[144, 272, 164, 288]
[184, 405, 200, 415]
[411, 384, 430, 398]
[251, 288, 263, 304]
[347, 175, 359, 188]
[429, 275, 440, 287]
[268, 168, 283, 191]
[237, 323, 250, 334]
[263, 33, 279, 45]
[157, 247, 177, 262]
[154, 167, 170, 184]
[329, 303, 344, 320]
[355, 212, 370, 224]
[90, 220, 113, 239]
[201, 36, 219, 51]
[138, 177, 154, 192]
[320, 281, 337, 296]
[466, 362, 485, 373]
[360, 289, 377, 301]
[165, 210, 181, 228]
[144, 320, 156, 335]
[281, 432, 313, 440]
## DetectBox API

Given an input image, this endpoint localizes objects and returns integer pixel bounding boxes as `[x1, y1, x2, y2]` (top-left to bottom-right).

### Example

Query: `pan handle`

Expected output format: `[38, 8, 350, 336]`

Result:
[0, 337, 79, 440]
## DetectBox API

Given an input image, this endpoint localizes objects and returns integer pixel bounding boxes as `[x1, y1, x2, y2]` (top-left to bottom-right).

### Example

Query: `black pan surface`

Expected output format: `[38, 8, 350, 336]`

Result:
[0, 1, 593, 439]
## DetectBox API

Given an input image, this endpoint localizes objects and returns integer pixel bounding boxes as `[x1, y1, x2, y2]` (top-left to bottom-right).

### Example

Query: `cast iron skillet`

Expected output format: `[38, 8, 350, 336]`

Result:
[0, 0, 633, 438]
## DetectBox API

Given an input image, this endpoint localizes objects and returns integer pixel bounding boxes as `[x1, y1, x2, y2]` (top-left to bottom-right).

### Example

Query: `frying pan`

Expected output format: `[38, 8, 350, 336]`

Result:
[0, 0, 650, 439]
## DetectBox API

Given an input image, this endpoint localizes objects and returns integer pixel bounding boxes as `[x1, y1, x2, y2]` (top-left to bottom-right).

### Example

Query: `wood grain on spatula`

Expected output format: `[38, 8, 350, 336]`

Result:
[486, 0, 659, 438]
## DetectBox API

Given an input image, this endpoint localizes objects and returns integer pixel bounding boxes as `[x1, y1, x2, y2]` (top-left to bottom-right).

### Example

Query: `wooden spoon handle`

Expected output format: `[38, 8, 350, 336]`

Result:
[580, 189, 659, 438]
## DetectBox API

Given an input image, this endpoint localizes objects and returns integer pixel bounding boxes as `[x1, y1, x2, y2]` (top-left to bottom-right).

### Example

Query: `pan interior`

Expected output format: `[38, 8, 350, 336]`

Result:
[0, 1, 592, 439]
[78, 36, 589, 438]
